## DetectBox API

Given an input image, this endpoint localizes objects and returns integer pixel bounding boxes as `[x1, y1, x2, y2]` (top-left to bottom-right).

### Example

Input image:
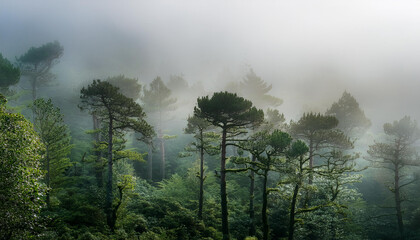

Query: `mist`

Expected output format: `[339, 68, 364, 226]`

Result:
[2, 0, 420, 128]
[3, 1, 420, 239]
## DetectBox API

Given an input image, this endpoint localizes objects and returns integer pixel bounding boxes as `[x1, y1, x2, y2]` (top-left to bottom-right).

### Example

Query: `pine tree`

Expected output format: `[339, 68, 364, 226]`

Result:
[79, 79, 153, 231]
[194, 91, 264, 240]
[32, 98, 72, 209]
[368, 116, 420, 240]
[238, 130, 292, 240]
[184, 115, 219, 219]
[0, 53, 20, 95]
[289, 113, 352, 182]
[326, 91, 371, 137]
[17, 41, 63, 101]
[142, 77, 176, 180]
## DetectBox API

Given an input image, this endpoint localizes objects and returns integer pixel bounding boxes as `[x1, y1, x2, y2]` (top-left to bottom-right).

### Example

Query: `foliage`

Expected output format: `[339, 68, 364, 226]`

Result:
[32, 98, 73, 207]
[195, 91, 264, 131]
[79, 79, 153, 231]
[105, 75, 141, 101]
[326, 91, 371, 136]
[195, 91, 264, 240]
[367, 116, 420, 239]
[0, 53, 20, 93]
[18, 41, 64, 100]
[141, 76, 177, 180]
[240, 68, 283, 109]
[142, 76, 177, 114]
[0, 94, 46, 239]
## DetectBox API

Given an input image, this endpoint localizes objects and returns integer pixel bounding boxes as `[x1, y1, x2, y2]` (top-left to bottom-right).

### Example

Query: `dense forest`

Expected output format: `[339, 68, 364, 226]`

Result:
[1, 39, 420, 240]
[2, 1, 420, 240]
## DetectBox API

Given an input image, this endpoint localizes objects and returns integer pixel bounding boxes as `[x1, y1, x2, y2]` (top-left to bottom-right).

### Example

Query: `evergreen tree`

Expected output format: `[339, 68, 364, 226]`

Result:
[0, 53, 20, 95]
[367, 116, 420, 240]
[326, 91, 371, 136]
[285, 140, 309, 240]
[240, 68, 283, 109]
[106, 75, 141, 101]
[17, 41, 63, 101]
[142, 76, 176, 180]
[79, 79, 153, 231]
[0, 94, 46, 239]
[238, 130, 292, 240]
[194, 91, 264, 240]
[184, 115, 219, 219]
[289, 113, 352, 182]
[32, 98, 72, 209]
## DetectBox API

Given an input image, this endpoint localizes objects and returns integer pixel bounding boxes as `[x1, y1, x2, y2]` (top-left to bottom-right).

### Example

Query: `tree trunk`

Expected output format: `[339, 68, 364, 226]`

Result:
[93, 114, 103, 188]
[262, 169, 269, 240]
[289, 156, 303, 240]
[160, 135, 165, 179]
[221, 128, 230, 240]
[288, 183, 300, 240]
[31, 77, 37, 122]
[31, 77, 37, 101]
[394, 163, 404, 240]
[46, 145, 50, 209]
[249, 154, 256, 237]
[308, 138, 314, 184]
[148, 143, 153, 180]
[106, 117, 114, 231]
[198, 129, 204, 220]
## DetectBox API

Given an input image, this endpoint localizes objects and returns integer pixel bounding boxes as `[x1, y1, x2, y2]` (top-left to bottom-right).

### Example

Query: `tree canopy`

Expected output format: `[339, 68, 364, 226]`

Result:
[326, 91, 371, 136]
[0, 53, 20, 93]
[0, 94, 46, 239]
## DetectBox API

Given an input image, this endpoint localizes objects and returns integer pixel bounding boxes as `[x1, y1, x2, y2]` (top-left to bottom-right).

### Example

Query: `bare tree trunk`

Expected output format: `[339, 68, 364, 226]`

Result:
[221, 128, 230, 240]
[249, 154, 256, 237]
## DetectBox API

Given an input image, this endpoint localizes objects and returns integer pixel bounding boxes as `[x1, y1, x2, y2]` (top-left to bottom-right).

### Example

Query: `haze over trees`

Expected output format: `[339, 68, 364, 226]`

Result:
[368, 116, 420, 240]
[142, 77, 177, 180]
[17, 41, 63, 101]
[2, 5, 420, 237]
[0, 54, 20, 95]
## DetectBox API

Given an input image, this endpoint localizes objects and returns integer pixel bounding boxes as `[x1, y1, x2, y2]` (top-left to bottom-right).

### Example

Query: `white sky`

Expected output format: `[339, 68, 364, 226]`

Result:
[1, 0, 420, 127]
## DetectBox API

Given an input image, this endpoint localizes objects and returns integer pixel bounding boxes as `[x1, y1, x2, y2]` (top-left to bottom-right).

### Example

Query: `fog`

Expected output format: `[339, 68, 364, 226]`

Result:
[2, 0, 420, 128]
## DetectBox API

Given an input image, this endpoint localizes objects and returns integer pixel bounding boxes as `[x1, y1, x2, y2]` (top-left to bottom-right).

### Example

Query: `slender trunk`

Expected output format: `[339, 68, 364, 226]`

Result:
[148, 143, 153, 180]
[289, 156, 303, 240]
[93, 114, 103, 188]
[198, 129, 204, 220]
[249, 154, 256, 236]
[308, 139, 314, 184]
[31, 77, 37, 122]
[111, 186, 123, 231]
[46, 145, 50, 209]
[221, 128, 229, 240]
[158, 109, 166, 180]
[106, 117, 114, 231]
[160, 135, 165, 179]
[262, 169, 269, 240]
[289, 183, 300, 240]
[394, 163, 404, 240]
